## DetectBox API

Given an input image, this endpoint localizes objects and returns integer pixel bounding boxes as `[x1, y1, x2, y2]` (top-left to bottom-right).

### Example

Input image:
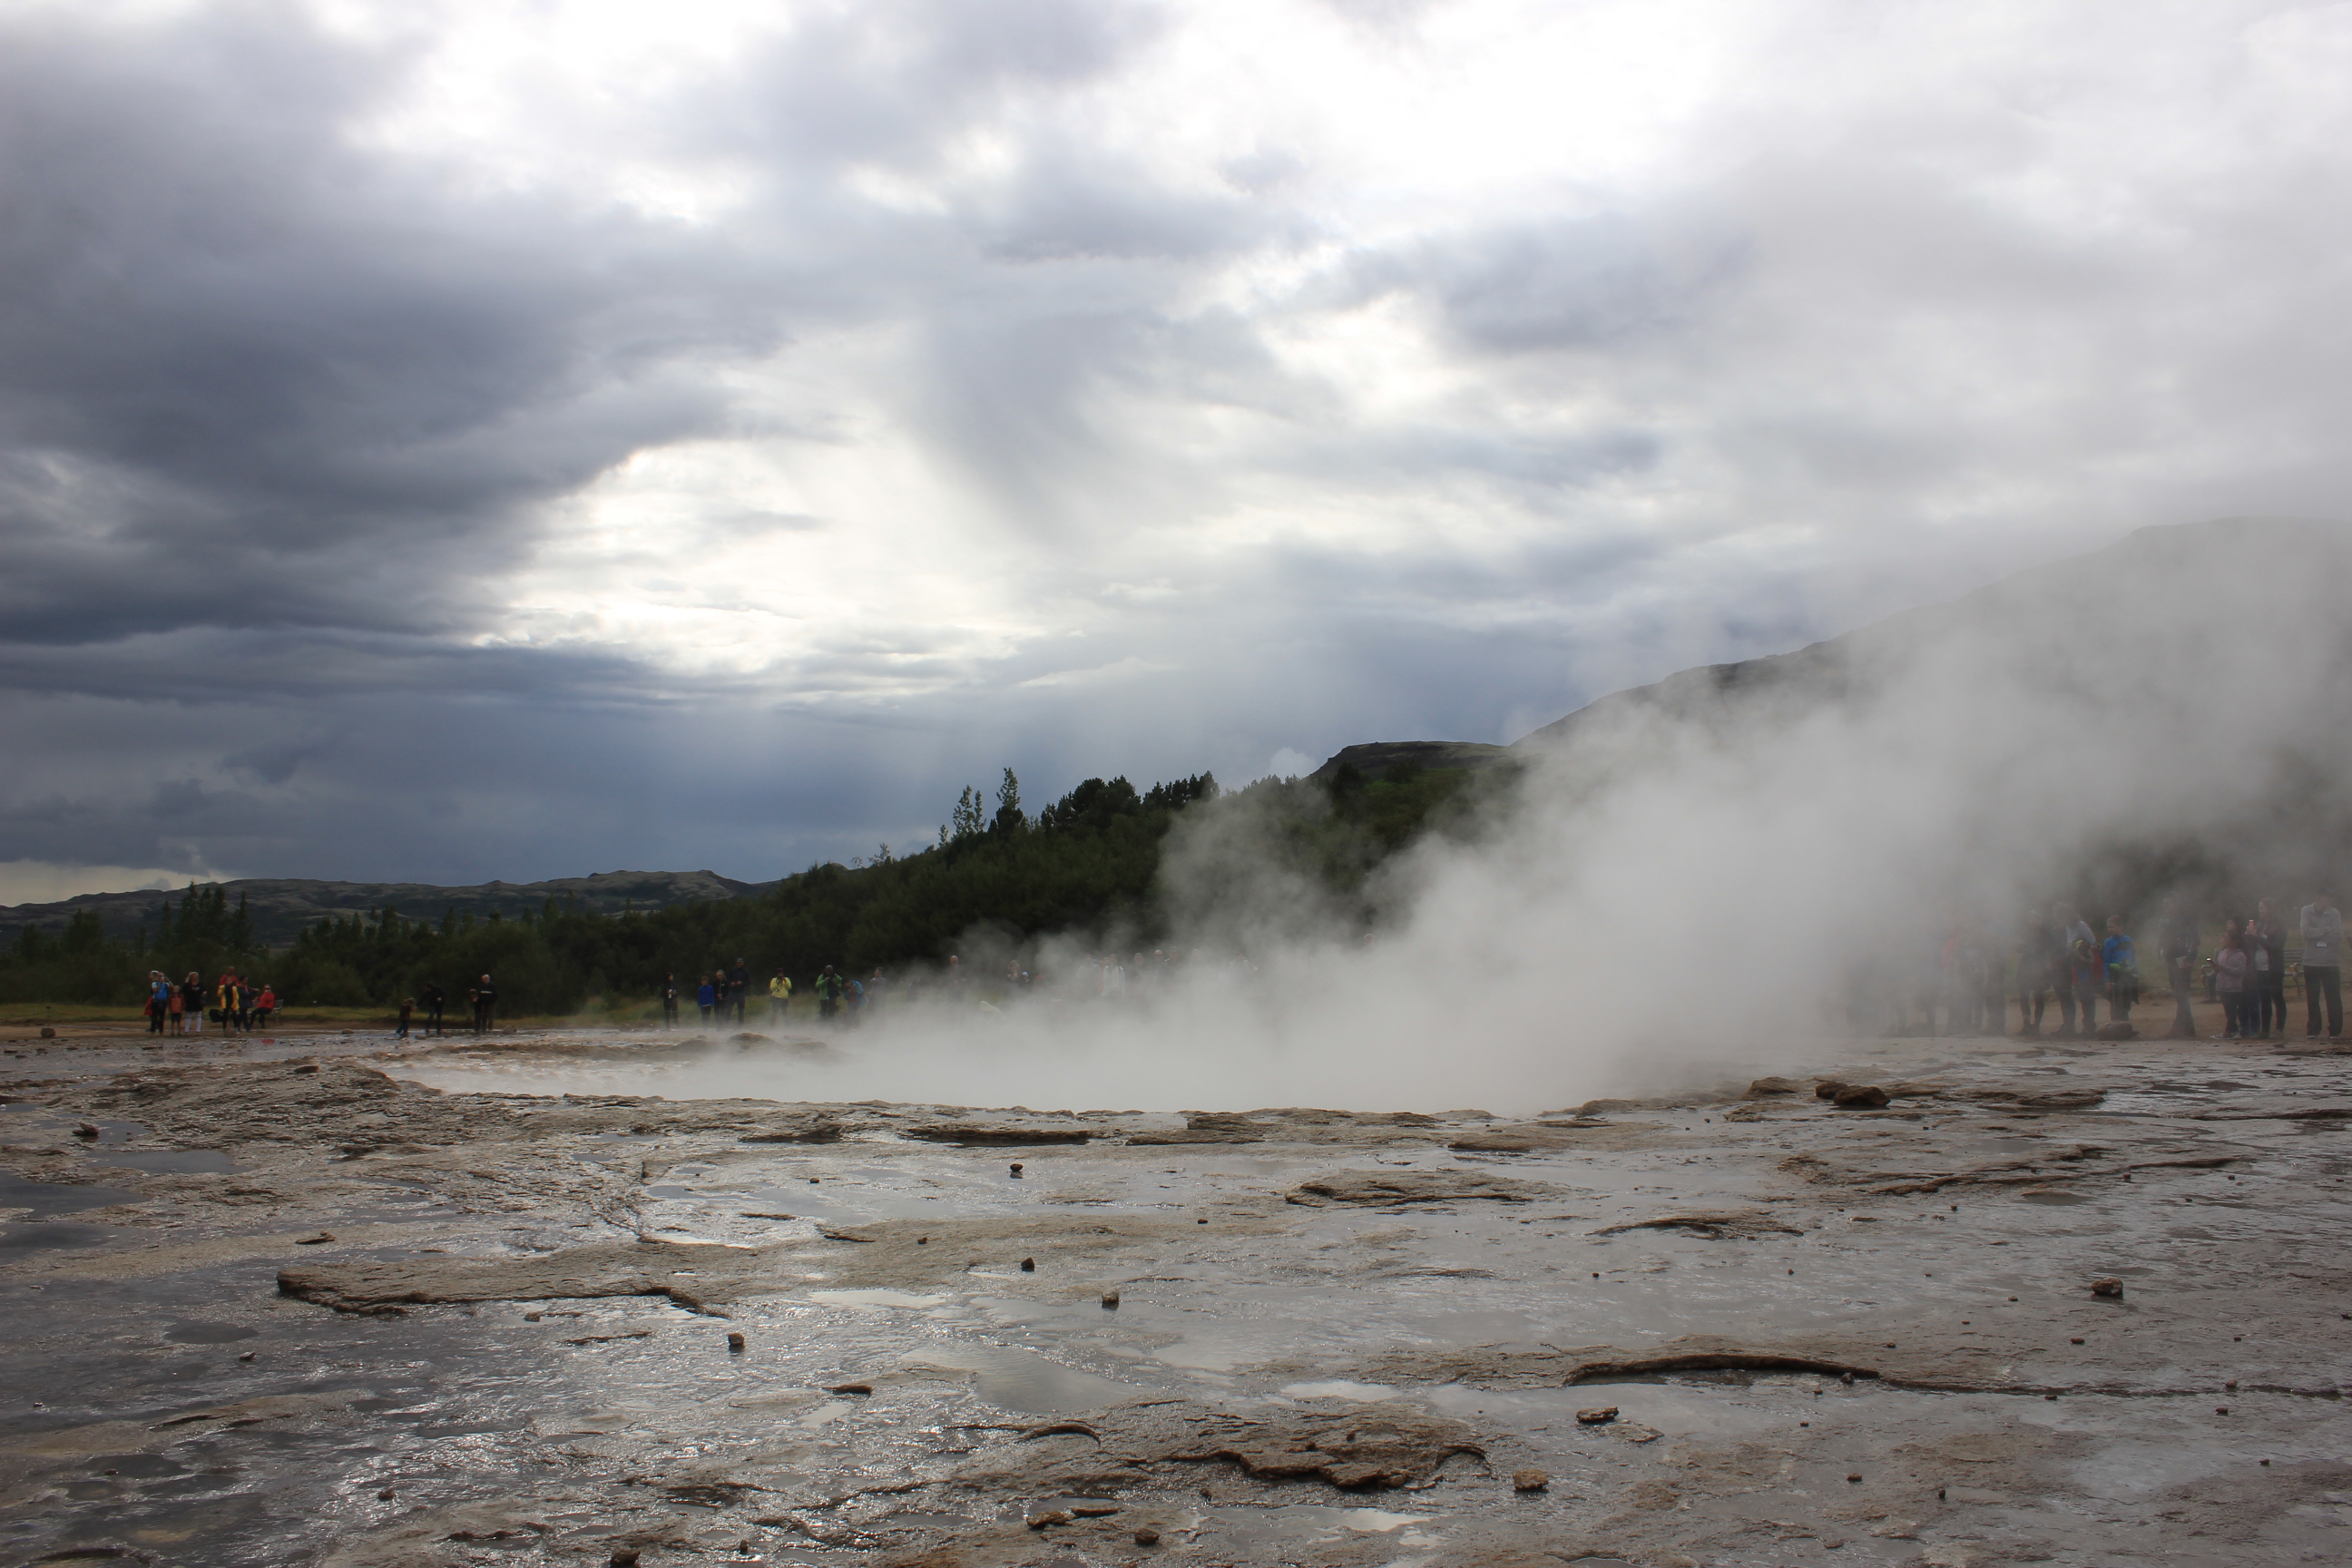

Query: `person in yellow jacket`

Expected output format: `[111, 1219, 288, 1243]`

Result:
[215, 973, 242, 1034]
[768, 970, 791, 1026]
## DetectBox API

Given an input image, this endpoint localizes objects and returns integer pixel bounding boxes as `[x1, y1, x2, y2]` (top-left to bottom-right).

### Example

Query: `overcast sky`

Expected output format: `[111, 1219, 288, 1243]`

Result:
[2, 0, 2347, 899]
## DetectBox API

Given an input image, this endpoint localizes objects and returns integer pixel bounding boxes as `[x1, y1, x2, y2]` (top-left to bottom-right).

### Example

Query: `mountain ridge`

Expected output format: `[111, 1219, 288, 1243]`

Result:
[0, 868, 779, 947]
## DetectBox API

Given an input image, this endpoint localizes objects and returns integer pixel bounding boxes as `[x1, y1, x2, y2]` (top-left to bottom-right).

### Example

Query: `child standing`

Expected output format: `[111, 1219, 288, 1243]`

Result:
[397, 997, 414, 1039]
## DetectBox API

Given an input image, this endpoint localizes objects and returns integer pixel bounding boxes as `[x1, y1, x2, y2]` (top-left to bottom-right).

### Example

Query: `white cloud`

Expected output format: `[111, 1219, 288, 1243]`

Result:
[5, 0, 2348, 881]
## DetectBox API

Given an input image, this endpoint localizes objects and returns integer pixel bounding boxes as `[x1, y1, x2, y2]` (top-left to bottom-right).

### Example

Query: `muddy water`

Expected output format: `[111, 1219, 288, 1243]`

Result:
[4, 1029, 2351, 1565]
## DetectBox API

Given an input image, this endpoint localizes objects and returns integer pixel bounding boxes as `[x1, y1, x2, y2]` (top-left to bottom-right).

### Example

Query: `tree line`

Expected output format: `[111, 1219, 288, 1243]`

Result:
[10, 765, 1466, 1014]
[0, 761, 1503, 1014]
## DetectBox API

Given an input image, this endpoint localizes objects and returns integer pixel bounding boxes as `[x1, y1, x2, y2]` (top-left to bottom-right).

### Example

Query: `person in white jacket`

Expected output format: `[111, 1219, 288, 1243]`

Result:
[2300, 890, 2342, 1038]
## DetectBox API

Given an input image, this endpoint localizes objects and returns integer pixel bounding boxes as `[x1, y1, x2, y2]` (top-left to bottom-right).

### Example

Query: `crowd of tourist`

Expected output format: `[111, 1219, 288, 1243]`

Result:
[136, 890, 2344, 1048]
[645, 959, 896, 1029]
[1899, 889, 2343, 1041]
[142, 970, 278, 1034]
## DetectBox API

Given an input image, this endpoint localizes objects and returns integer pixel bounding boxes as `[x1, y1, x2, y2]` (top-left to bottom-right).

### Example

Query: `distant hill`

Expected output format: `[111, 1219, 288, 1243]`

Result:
[1296, 516, 2352, 901]
[1307, 740, 1517, 781]
[1508, 517, 2341, 754]
[0, 868, 778, 947]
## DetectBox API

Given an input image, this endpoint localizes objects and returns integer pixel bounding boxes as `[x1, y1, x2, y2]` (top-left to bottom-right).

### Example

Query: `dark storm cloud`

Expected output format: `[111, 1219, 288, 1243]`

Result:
[0, 0, 1210, 672]
[0, 4, 799, 652]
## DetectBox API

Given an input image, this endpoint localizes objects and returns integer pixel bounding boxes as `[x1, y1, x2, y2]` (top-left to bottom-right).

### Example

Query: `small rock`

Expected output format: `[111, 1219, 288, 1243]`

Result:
[1197, 1217, 1210, 1225]
[1575, 1406, 1619, 1426]
[1102, 1289, 1121, 1308]
[1513, 1468, 1549, 1491]
[610, 1551, 641, 1567]
[39, 1027, 55, 1039]
[296, 1232, 334, 1245]
[1070, 1503, 1121, 1516]
[1021, 1257, 1036, 1271]
[1746, 1076, 1808, 1097]
[1814, 1080, 1846, 1099]
[726, 1332, 746, 1352]
[1832, 1084, 1891, 1109]
[238, 1351, 255, 1361]
[1133, 1526, 1161, 1545]
[73, 1123, 98, 1140]
[1847, 1473, 1862, 1483]
[916, 1237, 927, 1245]
[525, 1311, 543, 1321]
[293, 1063, 320, 1074]
[1617, 1423, 1662, 1443]
[1010, 1162, 1024, 1175]
[2071, 1338, 2084, 1345]
[1026, 1509, 1072, 1530]
[2090, 1278, 2124, 1298]
[2217, 1406, 2230, 1415]
[828, 1382, 873, 1396]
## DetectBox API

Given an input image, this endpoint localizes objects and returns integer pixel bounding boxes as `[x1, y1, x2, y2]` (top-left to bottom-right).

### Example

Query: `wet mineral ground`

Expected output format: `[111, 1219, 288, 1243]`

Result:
[4, 1023, 2349, 1567]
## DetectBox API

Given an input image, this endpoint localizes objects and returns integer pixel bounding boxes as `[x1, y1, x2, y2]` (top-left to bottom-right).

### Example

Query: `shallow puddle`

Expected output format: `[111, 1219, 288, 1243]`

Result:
[163, 1321, 260, 1344]
[0, 1221, 116, 1253]
[897, 1342, 1163, 1413]
[0, 1171, 136, 1218]
[88, 1149, 239, 1175]
[1278, 1379, 1400, 1401]
[809, 1288, 950, 1309]
[1203, 1503, 1438, 1550]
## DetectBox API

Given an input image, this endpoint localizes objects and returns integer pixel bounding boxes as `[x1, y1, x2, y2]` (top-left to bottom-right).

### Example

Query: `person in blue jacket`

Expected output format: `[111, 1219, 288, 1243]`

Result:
[2101, 916, 2137, 1026]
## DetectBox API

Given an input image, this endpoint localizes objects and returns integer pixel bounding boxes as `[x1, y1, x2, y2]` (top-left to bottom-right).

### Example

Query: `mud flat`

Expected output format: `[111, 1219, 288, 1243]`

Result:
[5, 1027, 2351, 1566]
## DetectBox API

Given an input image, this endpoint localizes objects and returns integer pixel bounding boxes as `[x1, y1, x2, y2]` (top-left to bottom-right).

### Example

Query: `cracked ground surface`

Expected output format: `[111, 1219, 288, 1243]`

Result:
[3, 1024, 2351, 1566]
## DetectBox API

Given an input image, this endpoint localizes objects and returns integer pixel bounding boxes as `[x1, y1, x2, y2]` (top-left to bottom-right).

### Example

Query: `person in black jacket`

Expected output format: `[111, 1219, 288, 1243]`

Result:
[659, 975, 680, 1030]
[2157, 901, 2199, 1039]
[2249, 901, 2288, 1038]
[729, 959, 750, 1024]
[422, 981, 446, 1037]
[471, 974, 496, 1034]
[2015, 908, 2058, 1035]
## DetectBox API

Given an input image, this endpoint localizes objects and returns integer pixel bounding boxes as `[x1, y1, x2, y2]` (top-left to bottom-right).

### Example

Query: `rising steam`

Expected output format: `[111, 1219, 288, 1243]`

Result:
[435, 519, 2352, 1114]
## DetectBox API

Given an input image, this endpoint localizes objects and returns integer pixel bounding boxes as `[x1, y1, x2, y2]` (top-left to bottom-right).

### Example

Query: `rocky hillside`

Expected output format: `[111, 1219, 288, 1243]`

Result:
[0, 868, 777, 946]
